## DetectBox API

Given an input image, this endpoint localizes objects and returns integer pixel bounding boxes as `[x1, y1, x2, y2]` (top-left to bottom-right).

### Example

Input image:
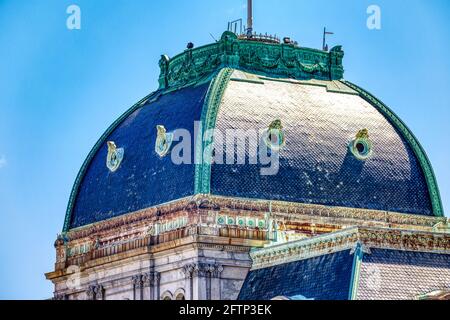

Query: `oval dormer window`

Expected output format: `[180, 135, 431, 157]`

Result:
[106, 141, 124, 172]
[155, 125, 174, 158]
[349, 129, 373, 160]
[263, 119, 286, 152]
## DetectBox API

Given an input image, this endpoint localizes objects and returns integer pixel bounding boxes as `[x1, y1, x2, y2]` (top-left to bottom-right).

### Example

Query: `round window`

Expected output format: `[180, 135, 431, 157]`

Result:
[263, 120, 286, 151]
[349, 129, 373, 160]
[106, 141, 124, 172]
[155, 125, 173, 158]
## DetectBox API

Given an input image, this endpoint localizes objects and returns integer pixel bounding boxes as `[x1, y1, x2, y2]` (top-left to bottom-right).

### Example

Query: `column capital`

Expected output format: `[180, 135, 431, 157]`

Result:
[182, 263, 196, 279]
[86, 284, 104, 300]
[86, 285, 96, 300]
[94, 285, 104, 300]
[132, 275, 144, 288]
[184, 262, 224, 278]
[212, 263, 224, 278]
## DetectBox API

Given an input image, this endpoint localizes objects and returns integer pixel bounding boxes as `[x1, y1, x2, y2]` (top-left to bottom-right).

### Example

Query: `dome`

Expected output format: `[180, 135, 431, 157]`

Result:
[63, 32, 443, 231]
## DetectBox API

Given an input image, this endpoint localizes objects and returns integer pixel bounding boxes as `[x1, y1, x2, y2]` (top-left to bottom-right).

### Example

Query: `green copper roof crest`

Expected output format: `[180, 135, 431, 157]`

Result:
[158, 31, 344, 91]
[342, 80, 444, 217]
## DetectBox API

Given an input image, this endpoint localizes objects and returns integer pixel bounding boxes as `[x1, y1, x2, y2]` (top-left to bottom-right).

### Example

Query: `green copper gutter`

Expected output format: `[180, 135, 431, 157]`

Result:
[62, 91, 162, 232]
[342, 80, 444, 217]
[194, 68, 234, 194]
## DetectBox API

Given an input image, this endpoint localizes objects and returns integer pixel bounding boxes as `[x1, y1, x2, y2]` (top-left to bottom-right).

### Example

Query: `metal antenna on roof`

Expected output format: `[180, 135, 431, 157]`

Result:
[322, 27, 334, 51]
[247, 0, 253, 37]
[209, 33, 218, 42]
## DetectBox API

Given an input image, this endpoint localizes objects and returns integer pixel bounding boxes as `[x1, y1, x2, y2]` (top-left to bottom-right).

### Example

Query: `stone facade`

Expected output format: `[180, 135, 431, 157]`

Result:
[47, 195, 269, 300]
[46, 195, 449, 300]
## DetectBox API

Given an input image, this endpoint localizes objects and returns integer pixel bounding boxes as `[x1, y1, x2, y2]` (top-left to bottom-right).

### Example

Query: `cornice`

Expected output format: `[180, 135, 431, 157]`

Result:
[63, 194, 447, 243]
[250, 227, 450, 270]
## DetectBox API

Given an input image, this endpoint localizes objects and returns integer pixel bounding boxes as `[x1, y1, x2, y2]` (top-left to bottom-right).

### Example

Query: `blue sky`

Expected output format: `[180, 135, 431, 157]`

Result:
[0, 0, 449, 299]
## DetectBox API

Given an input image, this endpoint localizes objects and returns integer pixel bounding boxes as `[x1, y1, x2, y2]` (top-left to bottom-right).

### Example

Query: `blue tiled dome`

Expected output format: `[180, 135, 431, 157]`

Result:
[67, 83, 211, 229]
[210, 71, 435, 215]
[63, 35, 443, 231]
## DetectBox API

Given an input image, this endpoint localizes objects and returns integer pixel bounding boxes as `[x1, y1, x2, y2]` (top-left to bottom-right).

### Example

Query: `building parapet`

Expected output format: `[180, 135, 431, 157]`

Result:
[158, 31, 344, 90]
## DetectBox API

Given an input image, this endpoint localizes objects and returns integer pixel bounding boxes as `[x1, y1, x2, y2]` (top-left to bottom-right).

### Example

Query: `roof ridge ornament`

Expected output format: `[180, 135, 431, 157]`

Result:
[158, 31, 344, 90]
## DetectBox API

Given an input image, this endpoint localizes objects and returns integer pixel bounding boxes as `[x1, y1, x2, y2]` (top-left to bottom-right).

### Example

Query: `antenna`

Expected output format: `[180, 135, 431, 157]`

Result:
[247, 0, 253, 37]
[227, 19, 243, 35]
[209, 33, 218, 42]
[322, 27, 334, 51]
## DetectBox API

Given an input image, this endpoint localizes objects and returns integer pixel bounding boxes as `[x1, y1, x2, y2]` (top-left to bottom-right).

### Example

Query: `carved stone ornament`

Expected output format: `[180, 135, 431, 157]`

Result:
[106, 141, 124, 172]
[155, 125, 174, 158]
[349, 129, 373, 160]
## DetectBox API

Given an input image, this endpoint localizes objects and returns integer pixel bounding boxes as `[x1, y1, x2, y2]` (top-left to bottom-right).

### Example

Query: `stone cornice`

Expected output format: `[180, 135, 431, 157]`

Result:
[158, 31, 344, 91]
[203, 195, 447, 228]
[63, 194, 447, 243]
[64, 196, 198, 241]
[250, 227, 359, 269]
[52, 195, 448, 277]
[250, 227, 450, 270]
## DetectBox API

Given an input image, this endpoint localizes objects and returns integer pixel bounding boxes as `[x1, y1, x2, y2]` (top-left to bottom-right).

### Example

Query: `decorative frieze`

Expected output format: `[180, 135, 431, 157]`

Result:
[63, 194, 446, 245]
[250, 227, 450, 270]
[216, 214, 268, 230]
[147, 216, 189, 236]
[51, 195, 447, 277]
[158, 31, 344, 90]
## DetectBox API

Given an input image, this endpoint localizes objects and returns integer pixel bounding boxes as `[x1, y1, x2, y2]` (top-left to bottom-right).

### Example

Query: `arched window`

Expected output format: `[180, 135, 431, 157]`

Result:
[174, 288, 186, 300]
[161, 291, 173, 301]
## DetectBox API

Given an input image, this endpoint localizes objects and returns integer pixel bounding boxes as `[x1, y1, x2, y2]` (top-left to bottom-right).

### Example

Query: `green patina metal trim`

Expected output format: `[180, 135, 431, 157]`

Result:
[194, 68, 234, 194]
[348, 242, 364, 300]
[342, 80, 444, 217]
[158, 31, 344, 91]
[62, 90, 162, 232]
[229, 77, 265, 85]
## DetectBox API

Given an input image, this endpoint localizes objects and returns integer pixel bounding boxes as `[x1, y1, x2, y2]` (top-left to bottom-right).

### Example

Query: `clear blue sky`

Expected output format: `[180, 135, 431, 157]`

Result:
[0, 0, 449, 300]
